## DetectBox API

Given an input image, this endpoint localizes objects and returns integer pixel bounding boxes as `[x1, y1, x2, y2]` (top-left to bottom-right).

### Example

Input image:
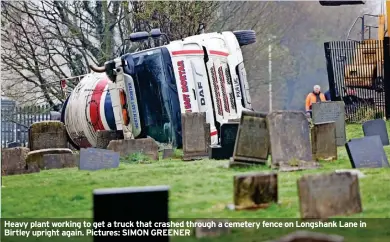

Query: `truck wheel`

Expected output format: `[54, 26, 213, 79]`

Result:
[233, 30, 256, 46]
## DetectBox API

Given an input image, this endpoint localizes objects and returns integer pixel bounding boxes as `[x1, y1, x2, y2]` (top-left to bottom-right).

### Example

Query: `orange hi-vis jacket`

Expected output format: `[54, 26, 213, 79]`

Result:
[305, 92, 326, 111]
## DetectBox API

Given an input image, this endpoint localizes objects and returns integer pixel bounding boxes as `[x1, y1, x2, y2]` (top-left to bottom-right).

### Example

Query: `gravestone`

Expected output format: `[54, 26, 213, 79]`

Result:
[312, 101, 346, 146]
[194, 219, 231, 238]
[232, 111, 269, 164]
[49, 111, 61, 121]
[209, 123, 239, 160]
[93, 185, 169, 242]
[311, 121, 337, 161]
[26, 148, 73, 169]
[181, 112, 210, 160]
[267, 111, 318, 170]
[162, 148, 174, 159]
[7, 142, 21, 148]
[29, 121, 68, 150]
[96, 130, 124, 149]
[345, 135, 389, 168]
[107, 138, 159, 160]
[42, 153, 77, 169]
[233, 172, 277, 210]
[297, 172, 362, 219]
[362, 119, 389, 146]
[79, 148, 120, 171]
[221, 123, 239, 150]
[270, 231, 344, 242]
[1, 147, 31, 175]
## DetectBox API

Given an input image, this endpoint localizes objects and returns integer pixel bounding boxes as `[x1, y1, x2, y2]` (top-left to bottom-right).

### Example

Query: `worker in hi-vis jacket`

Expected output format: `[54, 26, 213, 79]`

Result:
[305, 85, 326, 118]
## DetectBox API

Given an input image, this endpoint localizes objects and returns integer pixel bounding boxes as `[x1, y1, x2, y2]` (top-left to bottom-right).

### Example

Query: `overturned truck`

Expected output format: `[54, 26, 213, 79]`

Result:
[60, 29, 256, 149]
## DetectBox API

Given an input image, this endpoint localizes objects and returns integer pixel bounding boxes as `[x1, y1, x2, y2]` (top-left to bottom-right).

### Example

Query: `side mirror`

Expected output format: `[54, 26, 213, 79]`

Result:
[150, 28, 162, 38]
[129, 31, 149, 42]
[319, 1, 365, 6]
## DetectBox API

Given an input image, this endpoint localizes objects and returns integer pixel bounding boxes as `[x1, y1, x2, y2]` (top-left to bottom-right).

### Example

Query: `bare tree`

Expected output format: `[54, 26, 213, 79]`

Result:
[1, 0, 220, 107]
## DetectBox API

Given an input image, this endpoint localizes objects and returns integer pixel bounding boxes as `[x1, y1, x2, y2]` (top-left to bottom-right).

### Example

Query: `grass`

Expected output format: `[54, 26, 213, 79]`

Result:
[1, 123, 390, 241]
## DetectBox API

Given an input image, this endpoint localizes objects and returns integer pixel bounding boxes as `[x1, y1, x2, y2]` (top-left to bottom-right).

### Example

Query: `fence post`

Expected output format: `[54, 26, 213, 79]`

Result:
[383, 37, 390, 120]
[324, 42, 337, 101]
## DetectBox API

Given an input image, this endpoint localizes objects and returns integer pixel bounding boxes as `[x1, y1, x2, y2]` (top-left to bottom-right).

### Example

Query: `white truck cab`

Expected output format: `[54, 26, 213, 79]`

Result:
[61, 29, 255, 149]
[166, 31, 254, 145]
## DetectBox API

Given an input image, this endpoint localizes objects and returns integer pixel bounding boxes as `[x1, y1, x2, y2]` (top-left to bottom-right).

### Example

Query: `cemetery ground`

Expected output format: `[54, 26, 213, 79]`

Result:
[2, 124, 390, 241]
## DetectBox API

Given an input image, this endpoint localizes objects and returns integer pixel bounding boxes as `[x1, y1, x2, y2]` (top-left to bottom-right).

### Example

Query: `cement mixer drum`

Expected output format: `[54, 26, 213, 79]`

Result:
[61, 72, 117, 149]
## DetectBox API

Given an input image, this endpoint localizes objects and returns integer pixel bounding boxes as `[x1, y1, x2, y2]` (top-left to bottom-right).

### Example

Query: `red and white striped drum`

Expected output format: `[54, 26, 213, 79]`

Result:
[61, 72, 120, 148]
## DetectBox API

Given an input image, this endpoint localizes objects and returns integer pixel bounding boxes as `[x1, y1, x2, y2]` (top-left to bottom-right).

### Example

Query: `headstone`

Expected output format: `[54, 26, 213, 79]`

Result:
[233, 172, 277, 210]
[267, 111, 318, 170]
[270, 231, 344, 242]
[312, 101, 346, 146]
[297, 172, 362, 219]
[49, 111, 61, 121]
[335, 169, 365, 178]
[362, 119, 389, 146]
[162, 148, 174, 159]
[29, 121, 68, 150]
[93, 185, 169, 242]
[26, 148, 73, 169]
[42, 153, 77, 169]
[209, 123, 239, 160]
[181, 112, 210, 160]
[345, 135, 389, 168]
[107, 138, 159, 160]
[96, 130, 124, 149]
[1, 147, 31, 175]
[311, 121, 337, 161]
[79, 148, 120, 171]
[194, 219, 231, 238]
[221, 123, 239, 150]
[232, 111, 269, 164]
[7, 142, 21, 148]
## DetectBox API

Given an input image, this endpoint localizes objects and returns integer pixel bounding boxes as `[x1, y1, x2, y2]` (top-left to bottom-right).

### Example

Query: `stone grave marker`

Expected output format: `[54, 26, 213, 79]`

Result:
[1, 147, 31, 175]
[49, 111, 61, 121]
[42, 153, 77, 169]
[79, 148, 120, 171]
[107, 138, 159, 160]
[209, 123, 239, 160]
[7, 142, 21, 148]
[267, 111, 318, 171]
[270, 231, 344, 242]
[96, 130, 124, 149]
[194, 219, 231, 238]
[232, 111, 269, 164]
[233, 172, 277, 210]
[297, 172, 362, 219]
[345, 135, 389, 168]
[26, 148, 73, 169]
[181, 112, 210, 160]
[311, 121, 337, 161]
[162, 148, 174, 159]
[312, 101, 346, 146]
[362, 119, 389, 146]
[93, 185, 169, 242]
[29, 121, 68, 150]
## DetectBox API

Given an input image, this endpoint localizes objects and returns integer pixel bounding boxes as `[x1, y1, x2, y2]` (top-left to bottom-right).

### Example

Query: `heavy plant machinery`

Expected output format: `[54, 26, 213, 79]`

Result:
[59, 29, 256, 149]
[320, 0, 390, 120]
[321, 1, 386, 92]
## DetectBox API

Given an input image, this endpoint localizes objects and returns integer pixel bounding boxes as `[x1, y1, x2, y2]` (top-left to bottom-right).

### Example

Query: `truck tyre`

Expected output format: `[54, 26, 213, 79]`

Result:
[233, 30, 256, 46]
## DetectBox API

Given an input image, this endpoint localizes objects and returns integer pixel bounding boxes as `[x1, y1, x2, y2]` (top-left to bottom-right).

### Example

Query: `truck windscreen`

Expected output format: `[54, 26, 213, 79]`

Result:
[131, 48, 180, 145]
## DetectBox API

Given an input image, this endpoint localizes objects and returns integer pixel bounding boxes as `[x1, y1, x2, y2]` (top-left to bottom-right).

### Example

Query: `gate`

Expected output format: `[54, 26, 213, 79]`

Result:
[324, 38, 390, 123]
